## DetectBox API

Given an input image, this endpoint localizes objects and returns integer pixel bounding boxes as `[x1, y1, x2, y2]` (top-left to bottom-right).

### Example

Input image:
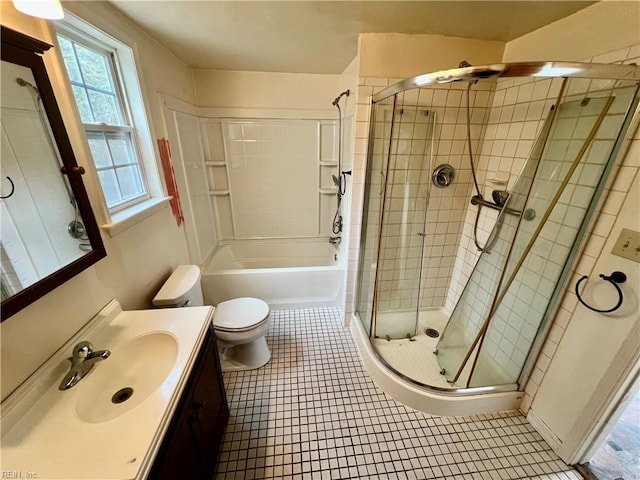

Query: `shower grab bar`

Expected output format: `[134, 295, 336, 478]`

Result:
[470, 195, 518, 215]
[575, 271, 626, 313]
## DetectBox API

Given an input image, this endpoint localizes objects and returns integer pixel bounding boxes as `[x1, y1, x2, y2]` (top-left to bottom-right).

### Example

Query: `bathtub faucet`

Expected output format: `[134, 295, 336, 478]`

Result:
[329, 236, 341, 245]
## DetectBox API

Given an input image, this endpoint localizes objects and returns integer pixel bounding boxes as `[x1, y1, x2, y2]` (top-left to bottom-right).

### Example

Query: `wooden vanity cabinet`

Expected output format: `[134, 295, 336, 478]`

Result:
[148, 326, 229, 480]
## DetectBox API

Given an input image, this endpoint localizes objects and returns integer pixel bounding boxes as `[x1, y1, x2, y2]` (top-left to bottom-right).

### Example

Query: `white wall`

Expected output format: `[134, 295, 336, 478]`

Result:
[0, 2, 195, 400]
[503, 1, 640, 64]
[194, 69, 340, 110]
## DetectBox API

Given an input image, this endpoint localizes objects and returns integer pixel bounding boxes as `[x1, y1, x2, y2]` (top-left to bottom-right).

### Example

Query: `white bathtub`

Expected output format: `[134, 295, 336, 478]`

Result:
[201, 240, 345, 308]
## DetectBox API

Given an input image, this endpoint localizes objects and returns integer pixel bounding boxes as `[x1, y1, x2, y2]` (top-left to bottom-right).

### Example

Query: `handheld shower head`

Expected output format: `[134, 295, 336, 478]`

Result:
[16, 77, 39, 94]
[332, 89, 350, 106]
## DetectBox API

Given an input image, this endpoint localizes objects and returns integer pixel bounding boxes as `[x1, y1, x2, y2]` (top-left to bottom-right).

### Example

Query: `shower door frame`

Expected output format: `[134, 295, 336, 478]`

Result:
[369, 103, 437, 341]
[355, 60, 640, 396]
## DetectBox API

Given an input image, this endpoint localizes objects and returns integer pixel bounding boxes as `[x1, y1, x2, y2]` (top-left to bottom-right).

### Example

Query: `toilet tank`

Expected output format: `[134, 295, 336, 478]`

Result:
[153, 265, 204, 307]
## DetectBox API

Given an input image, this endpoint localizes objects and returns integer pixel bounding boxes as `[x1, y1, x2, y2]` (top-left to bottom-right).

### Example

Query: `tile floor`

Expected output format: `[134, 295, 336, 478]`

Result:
[214, 307, 583, 479]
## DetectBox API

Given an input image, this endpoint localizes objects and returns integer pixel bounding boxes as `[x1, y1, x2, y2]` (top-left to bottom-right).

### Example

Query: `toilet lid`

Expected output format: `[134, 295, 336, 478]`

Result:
[213, 297, 270, 331]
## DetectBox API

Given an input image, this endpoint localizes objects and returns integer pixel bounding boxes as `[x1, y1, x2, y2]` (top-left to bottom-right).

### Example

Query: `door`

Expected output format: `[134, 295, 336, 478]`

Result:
[576, 371, 640, 479]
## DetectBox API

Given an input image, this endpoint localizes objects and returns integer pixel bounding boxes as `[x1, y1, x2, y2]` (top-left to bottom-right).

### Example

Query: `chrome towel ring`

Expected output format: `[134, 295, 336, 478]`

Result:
[575, 271, 627, 313]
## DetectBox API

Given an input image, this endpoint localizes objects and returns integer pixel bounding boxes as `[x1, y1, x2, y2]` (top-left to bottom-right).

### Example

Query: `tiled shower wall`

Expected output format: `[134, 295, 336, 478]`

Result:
[348, 79, 497, 320]
[447, 77, 564, 312]
[200, 117, 339, 241]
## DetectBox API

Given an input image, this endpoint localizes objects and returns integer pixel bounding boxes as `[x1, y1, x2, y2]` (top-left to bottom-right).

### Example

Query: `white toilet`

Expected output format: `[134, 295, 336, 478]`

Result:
[152, 265, 271, 372]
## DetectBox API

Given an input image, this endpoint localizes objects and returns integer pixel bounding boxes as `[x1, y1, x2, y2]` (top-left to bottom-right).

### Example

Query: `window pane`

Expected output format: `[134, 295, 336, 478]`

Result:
[57, 36, 82, 83]
[72, 85, 94, 123]
[74, 43, 112, 91]
[97, 169, 122, 206]
[107, 132, 136, 166]
[86, 132, 113, 168]
[87, 90, 121, 125]
[116, 165, 145, 199]
[57, 26, 150, 212]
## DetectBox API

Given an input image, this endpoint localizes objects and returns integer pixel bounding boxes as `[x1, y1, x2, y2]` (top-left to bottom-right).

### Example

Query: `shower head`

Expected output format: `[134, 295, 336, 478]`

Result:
[332, 89, 350, 106]
[16, 77, 39, 94]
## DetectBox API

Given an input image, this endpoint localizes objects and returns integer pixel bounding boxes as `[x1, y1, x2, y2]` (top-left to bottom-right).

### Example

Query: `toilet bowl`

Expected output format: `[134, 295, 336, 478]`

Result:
[153, 265, 271, 372]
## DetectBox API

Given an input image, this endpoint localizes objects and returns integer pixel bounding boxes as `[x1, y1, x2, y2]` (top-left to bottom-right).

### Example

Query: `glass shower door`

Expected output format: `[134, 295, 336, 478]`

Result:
[356, 93, 436, 340]
[437, 78, 639, 388]
[374, 98, 435, 339]
[471, 85, 638, 387]
[356, 96, 395, 336]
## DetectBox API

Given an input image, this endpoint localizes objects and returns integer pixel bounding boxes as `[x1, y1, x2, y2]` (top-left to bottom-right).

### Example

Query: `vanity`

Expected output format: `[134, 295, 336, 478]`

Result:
[0, 301, 229, 479]
[0, 20, 230, 480]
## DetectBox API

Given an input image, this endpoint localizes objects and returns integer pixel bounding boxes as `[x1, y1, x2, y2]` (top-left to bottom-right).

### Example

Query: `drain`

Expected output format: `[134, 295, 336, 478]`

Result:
[111, 387, 134, 404]
[425, 328, 440, 338]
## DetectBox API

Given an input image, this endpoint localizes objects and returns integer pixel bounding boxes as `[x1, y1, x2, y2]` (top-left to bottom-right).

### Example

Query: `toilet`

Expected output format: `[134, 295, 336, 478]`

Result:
[153, 265, 271, 372]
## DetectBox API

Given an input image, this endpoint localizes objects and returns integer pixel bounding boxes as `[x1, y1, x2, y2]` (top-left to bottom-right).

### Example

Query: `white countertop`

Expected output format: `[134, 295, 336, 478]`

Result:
[1, 300, 213, 480]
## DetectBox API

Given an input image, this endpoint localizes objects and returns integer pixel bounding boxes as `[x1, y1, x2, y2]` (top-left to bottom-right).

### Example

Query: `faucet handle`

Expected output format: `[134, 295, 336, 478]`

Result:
[72, 341, 93, 359]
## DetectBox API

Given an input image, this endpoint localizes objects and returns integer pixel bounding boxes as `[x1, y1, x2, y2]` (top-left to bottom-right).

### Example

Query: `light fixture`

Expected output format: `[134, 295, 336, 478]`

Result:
[12, 0, 64, 20]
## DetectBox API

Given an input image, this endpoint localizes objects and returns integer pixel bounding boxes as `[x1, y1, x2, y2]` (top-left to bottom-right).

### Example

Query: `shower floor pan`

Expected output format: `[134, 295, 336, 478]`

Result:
[352, 309, 522, 416]
[373, 308, 452, 389]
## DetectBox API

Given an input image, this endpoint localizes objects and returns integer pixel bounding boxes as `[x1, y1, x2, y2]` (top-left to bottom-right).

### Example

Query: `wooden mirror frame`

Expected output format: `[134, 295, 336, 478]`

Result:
[1, 26, 107, 320]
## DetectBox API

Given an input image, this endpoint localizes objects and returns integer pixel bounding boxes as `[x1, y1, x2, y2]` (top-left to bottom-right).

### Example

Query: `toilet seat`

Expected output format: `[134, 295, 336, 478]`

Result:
[213, 297, 270, 333]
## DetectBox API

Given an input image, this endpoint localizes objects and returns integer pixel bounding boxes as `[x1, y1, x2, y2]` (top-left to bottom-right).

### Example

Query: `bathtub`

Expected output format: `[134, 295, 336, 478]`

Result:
[201, 239, 345, 308]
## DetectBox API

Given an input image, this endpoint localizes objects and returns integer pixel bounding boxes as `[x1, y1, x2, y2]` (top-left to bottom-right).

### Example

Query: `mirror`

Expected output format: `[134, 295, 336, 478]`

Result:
[1, 26, 106, 320]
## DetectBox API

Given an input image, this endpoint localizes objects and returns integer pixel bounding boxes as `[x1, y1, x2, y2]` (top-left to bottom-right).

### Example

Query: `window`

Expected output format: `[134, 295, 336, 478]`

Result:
[57, 31, 148, 212]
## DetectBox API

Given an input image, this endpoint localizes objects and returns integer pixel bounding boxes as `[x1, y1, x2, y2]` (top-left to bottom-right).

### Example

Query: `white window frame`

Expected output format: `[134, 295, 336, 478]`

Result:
[55, 14, 168, 235]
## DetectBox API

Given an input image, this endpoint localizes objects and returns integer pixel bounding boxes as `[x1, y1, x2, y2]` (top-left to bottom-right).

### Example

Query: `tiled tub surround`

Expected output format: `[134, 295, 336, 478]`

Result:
[215, 307, 582, 479]
[202, 117, 341, 241]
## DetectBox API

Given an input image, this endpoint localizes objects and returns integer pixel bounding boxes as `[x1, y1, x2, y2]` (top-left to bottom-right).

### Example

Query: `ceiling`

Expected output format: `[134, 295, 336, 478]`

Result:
[107, 1, 597, 74]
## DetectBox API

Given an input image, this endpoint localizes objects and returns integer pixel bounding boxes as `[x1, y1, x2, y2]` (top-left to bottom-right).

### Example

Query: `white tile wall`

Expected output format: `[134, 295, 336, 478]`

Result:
[347, 78, 496, 323]
[204, 118, 339, 240]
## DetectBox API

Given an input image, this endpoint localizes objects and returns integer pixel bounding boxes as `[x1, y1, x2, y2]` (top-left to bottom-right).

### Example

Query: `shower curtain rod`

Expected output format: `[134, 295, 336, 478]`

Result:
[372, 61, 640, 103]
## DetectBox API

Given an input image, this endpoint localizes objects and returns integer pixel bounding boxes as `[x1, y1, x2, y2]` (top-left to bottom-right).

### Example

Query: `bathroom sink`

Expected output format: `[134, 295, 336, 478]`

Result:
[75, 332, 179, 423]
[2, 302, 214, 480]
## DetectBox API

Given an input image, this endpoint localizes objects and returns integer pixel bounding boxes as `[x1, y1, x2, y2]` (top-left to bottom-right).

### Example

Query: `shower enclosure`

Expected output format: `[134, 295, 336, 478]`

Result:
[355, 62, 640, 398]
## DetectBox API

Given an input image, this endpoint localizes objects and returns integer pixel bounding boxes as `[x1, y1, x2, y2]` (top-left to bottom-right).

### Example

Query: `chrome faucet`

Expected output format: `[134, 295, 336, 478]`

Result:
[58, 341, 110, 390]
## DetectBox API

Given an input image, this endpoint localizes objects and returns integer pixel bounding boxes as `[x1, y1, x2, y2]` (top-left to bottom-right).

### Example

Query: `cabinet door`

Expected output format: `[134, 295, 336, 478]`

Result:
[149, 327, 229, 480]
[149, 405, 202, 480]
[190, 330, 229, 474]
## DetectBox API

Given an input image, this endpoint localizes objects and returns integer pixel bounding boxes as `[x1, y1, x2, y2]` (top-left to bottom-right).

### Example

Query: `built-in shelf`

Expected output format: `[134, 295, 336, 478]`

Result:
[205, 161, 227, 166]
[319, 161, 338, 167]
[319, 188, 338, 195]
[209, 189, 230, 196]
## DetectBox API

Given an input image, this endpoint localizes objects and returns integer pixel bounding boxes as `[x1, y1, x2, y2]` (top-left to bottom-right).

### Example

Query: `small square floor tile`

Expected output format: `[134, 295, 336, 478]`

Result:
[214, 308, 578, 479]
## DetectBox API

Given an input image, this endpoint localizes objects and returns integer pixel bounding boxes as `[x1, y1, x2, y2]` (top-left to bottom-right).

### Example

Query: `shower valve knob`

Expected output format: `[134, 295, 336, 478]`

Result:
[432, 164, 455, 188]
